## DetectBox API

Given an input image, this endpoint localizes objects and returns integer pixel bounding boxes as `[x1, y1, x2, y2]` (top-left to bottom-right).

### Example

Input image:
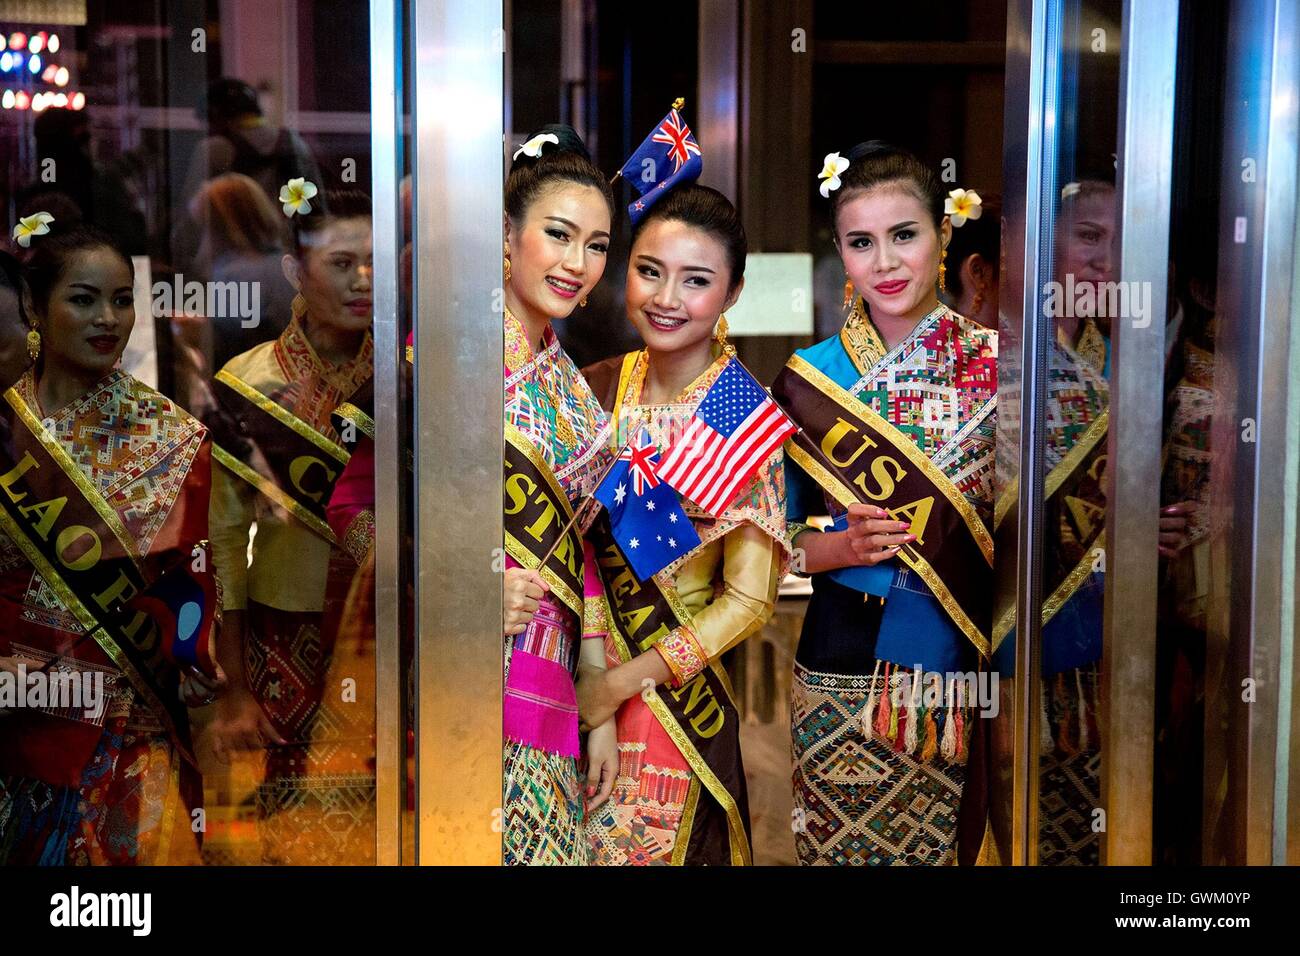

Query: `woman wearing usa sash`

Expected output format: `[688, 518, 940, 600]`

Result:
[578, 184, 790, 866]
[205, 186, 375, 863]
[775, 142, 997, 865]
[0, 221, 220, 864]
[499, 126, 620, 865]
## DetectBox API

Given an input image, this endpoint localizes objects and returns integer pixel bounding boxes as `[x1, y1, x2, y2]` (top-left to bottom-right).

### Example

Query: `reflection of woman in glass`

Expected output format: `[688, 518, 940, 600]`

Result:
[186, 172, 296, 372]
[941, 191, 1001, 330]
[577, 186, 788, 865]
[0, 224, 220, 864]
[780, 143, 997, 865]
[500, 127, 618, 865]
[206, 188, 373, 864]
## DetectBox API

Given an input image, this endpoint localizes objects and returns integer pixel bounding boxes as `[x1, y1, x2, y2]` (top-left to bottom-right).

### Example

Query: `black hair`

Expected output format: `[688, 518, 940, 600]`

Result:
[203, 78, 263, 122]
[828, 140, 945, 234]
[21, 222, 134, 317]
[0, 250, 29, 329]
[290, 187, 373, 256]
[505, 124, 616, 225]
[631, 184, 747, 292]
[944, 192, 1001, 298]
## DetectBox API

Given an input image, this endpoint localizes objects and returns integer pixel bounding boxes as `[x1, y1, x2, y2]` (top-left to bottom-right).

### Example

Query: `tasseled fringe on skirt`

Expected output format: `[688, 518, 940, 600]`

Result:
[858, 662, 977, 767]
[1041, 661, 1101, 756]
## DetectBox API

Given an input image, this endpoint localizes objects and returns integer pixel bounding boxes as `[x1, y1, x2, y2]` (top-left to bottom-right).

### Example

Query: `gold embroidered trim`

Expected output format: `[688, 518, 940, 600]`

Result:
[994, 410, 1109, 531]
[214, 369, 349, 465]
[606, 578, 751, 866]
[211, 444, 338, 545]
[839, 296, 889, 375]
[786, 355, 994, 564]
[4, 387, 146, 565]
[333, 402, 376, 441]
[504, 422, 584, 617]
[342, 509, 376, 563]
[0, 501, 188, 766]
[670, 777, 702, 866]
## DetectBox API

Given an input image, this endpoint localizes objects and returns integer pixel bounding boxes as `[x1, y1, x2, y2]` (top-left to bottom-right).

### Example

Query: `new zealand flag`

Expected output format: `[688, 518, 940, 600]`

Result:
[618, 107, 703, 224]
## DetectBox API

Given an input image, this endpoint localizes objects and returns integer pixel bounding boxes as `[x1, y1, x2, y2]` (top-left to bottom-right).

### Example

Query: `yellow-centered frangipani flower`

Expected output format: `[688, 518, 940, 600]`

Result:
[12, 211, 54, 248]
[279, 178, 318, 218]
[512, 132, 560, 162]
[944, 188, 984, 227]
[818, 152, 851, 199]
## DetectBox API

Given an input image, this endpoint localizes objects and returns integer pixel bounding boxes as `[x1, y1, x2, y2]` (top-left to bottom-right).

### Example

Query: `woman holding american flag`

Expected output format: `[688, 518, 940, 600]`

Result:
[577, 178, 793, 866]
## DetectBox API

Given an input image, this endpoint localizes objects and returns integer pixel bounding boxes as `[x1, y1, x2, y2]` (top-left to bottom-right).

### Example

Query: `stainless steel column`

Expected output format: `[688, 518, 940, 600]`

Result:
[411, 0, 505, 865]
[369, 0, 407, 867]
[1101, 0, 1179, 866]
[1001, 0, 1058, 868]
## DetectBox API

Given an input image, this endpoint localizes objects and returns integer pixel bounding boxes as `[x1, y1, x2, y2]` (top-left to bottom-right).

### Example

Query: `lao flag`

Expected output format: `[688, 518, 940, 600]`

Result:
[618, 107, 703, 224]
[125, 544, 219, 679]
[657, 360, 798, 516]
[593, 428, 701, 581]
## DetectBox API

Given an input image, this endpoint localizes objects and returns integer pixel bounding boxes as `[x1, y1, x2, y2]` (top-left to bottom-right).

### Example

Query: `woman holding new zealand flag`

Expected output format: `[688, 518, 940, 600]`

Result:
[773, 142, 998, 865]
[577, 106, 794, 866]
[0, 221, 221, 864]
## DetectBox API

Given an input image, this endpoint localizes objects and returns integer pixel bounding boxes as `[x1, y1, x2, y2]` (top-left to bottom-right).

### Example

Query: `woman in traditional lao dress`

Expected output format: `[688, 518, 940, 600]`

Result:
[778, 143, 997, 865]
[500, 126, 619, 865]
[0, 224, 220, 864]
[577, 185, 788, 866]
[206, 188, 374, 863]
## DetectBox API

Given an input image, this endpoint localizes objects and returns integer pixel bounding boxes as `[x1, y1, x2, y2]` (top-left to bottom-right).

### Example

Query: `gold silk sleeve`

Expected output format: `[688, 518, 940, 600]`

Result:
[655, 523, 782, 687]
[209, 457, 256, 611]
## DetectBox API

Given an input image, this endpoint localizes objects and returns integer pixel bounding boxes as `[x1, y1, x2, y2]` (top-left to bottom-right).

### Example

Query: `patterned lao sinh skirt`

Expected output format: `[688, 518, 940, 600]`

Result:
[502, 595, 589, 866]
[789, 573, 975, 865]
[791, 663, 969, 865]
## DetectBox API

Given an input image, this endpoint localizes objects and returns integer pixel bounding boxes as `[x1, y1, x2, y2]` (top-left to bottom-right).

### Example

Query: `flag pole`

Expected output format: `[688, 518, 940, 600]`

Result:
[534, 431, 635, 570]
[608, 97, 687, 187]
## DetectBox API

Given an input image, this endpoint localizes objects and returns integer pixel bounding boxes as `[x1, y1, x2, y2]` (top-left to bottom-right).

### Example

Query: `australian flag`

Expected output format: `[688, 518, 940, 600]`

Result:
[126, 543, 219, 679]
[618, 106, 703, 224]
[593, 427, 701, 581]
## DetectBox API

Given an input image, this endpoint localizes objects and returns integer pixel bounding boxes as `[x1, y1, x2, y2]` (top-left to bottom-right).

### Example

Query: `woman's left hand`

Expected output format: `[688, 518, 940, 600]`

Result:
[576, 662, 624, 731]
[584, 719, 618, 811]
[1158, 501, 1198, 558]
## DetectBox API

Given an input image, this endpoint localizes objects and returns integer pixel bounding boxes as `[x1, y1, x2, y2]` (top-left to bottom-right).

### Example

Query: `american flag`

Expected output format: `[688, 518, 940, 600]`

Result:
[657, 360, 797, 516]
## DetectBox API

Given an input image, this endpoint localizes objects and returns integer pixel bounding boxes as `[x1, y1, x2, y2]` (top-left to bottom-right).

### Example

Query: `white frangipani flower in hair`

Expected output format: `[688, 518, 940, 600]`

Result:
[279, 178, 319, 217]
[12, 211, 54, 248]
[944, 188, 983, 227]
[513, 132, 560, 161]
[818, 152, 851, 199]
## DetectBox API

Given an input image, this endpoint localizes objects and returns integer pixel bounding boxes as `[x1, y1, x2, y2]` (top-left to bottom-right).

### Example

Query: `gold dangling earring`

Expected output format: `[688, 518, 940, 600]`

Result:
[291, 293, 308, 320]
[713, 314, 734, 354]
[26, 327, 40, 361]
[579, 296, 588, 308]
[842, 276, 855, 311]
[938, 248, 948, 294]
[503, 245, 512, 284]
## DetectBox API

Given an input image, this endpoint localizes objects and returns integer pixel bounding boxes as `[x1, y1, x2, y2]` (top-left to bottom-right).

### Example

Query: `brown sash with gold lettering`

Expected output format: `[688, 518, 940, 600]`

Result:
[211, 369, 349, 544]
[504, 423, 585, 619]
[585, 511, 751, 866]
[0, 389, 196, 766]
[773, 355, 994, 655]
[992, 411, 1109, 645]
